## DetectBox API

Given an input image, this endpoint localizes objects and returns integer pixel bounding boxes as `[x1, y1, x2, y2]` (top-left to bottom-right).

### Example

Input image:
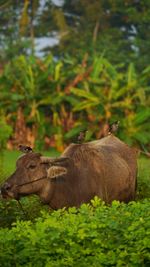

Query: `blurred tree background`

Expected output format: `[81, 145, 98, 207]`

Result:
[0, 0, 150, 152]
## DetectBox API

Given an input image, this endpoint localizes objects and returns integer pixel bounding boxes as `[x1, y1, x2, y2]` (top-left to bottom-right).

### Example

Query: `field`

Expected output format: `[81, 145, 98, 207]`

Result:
[0, 151, 150, 266]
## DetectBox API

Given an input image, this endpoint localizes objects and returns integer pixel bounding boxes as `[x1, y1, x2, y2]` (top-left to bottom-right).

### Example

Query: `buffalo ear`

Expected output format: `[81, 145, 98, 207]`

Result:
[47, 166, 67, 179]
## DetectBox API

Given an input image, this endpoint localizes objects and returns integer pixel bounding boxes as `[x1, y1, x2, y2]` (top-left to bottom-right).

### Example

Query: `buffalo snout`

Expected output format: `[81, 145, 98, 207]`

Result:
[1, 182, 17, 199]
[1, 182, 11, 193]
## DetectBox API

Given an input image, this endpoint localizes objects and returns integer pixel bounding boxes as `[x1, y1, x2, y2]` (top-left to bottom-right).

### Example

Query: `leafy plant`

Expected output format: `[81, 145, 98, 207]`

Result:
[0, 198, 150, 266]
[0, 54, 150, 149]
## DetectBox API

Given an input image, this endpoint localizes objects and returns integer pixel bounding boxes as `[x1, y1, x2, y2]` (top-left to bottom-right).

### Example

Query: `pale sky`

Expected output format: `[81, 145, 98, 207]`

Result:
[35, 0, 64, 56]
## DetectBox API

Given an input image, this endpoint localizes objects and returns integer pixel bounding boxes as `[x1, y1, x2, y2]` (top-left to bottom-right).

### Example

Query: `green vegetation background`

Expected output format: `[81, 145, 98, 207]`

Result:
[0, 0, 150, 151]
[0, 1, 150, 266]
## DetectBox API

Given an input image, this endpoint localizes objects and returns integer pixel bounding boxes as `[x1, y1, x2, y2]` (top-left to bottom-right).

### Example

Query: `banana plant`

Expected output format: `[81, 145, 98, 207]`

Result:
[0, 54, 150, 149]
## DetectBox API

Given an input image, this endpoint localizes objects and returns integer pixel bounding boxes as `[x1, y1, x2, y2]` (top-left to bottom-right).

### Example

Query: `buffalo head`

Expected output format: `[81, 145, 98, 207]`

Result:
[1, 152, 69, 202]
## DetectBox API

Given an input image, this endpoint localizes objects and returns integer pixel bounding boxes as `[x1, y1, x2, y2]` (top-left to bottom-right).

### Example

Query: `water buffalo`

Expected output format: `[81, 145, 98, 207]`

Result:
[1, 136, 138, 209]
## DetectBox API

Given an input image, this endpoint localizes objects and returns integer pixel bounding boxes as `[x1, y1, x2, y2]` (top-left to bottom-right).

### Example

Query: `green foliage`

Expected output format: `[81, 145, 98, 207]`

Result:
[56, 0, 150, 69]
[0, 55, 150, 149]
[0, 198, 150, 266]
[0, 116, 12, 149]
[0, 196, 49, 229]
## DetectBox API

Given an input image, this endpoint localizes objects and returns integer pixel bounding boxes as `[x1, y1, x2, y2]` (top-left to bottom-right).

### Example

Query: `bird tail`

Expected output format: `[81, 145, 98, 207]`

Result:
[132, 148, 150, 158]
[138, 150, 150, 157]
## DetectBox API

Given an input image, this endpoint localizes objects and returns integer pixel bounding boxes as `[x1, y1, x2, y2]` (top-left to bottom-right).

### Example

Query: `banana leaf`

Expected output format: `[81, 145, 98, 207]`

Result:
[71, 88, 99, 102]
[73, 100, 99, 111]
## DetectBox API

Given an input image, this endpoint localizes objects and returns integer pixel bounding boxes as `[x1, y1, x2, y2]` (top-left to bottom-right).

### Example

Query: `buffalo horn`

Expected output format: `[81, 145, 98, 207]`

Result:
[40, 156, 70, 165]
[40, 157, 56, 163]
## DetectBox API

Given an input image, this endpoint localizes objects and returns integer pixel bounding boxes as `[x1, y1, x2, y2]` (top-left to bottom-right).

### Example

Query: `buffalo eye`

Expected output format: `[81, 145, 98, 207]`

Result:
[27, 163, 36, 169]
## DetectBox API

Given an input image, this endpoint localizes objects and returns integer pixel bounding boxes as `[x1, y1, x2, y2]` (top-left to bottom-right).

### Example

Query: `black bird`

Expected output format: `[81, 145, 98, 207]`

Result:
[18, 145, 33, 154]
[108, 121, 120, 135]
[77, 130, 88, 144]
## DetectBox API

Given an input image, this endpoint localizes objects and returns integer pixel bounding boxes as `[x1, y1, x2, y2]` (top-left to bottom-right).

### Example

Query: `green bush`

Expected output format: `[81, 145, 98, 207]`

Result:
[0, 196, 49, 228]
[0, 197, 150, 267]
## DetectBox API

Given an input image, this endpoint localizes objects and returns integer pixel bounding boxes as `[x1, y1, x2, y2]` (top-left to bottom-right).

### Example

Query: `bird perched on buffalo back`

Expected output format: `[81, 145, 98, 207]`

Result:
[18, 145, 33, 154]
[77, 130, 88, 144]
[108, 121, 120, 135]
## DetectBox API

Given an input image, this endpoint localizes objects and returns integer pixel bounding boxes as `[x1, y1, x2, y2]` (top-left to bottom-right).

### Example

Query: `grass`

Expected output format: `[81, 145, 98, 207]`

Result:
[137, 156, 150, 199]
[0, 151, 149, 228]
